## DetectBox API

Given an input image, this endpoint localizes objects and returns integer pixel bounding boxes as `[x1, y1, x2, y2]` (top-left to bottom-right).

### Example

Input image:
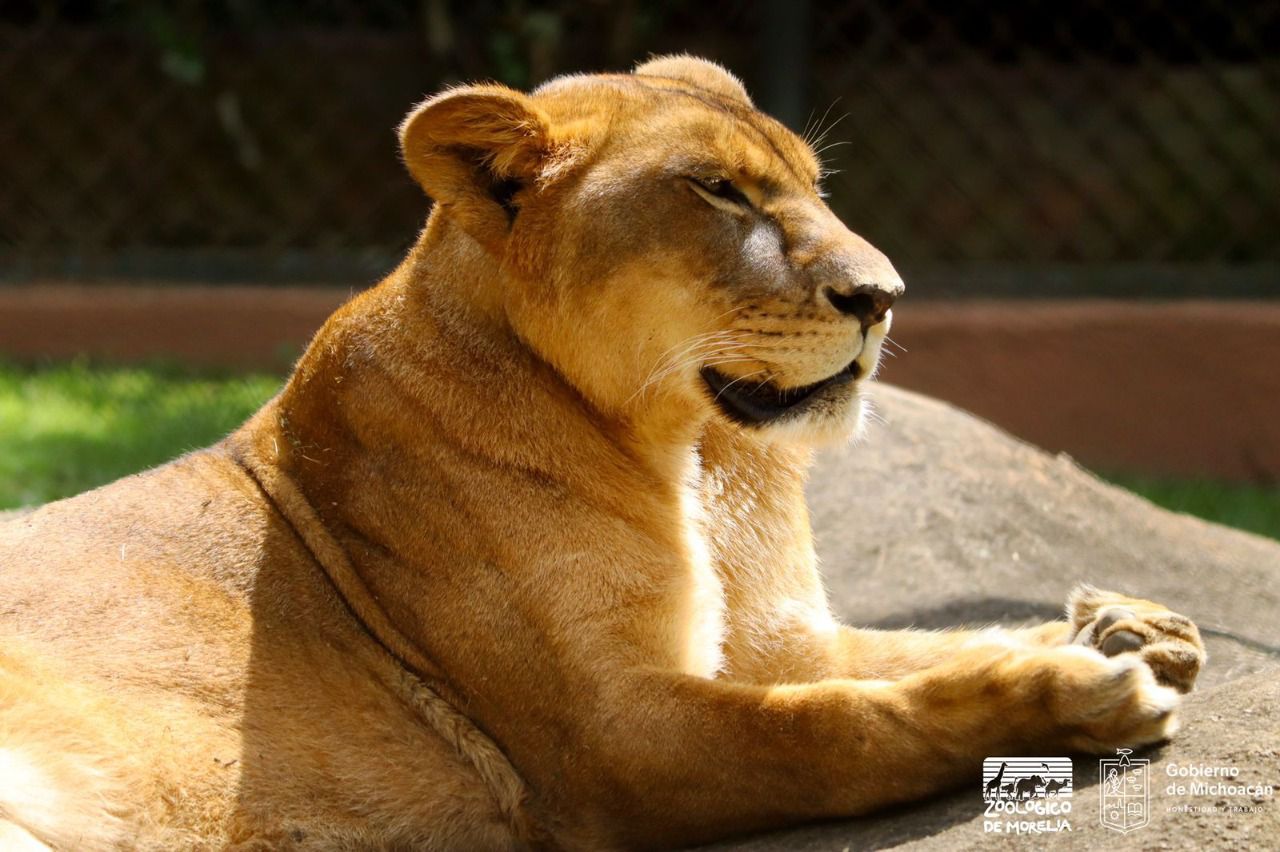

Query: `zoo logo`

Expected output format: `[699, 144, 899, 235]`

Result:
[1099, 749, 1149, 833]
[983, 757, 1074, 803]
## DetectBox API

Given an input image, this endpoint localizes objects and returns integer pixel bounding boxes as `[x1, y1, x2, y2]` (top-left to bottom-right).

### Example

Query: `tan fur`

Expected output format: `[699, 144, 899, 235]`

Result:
[0, 57, 1204, 850]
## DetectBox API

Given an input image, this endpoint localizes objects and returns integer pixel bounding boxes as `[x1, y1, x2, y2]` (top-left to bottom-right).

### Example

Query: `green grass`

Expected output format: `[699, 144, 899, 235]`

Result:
[1104, 476, 1280, 543]
[2, 362, 1278, 543]
[0, 360, 282, 509]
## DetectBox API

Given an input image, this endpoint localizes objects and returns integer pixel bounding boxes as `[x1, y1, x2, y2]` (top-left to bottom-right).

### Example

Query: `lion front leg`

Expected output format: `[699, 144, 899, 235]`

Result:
[820, 585, 1204, 691]
[890, 640, 1184, 756]
[575, 642, 1180, 846]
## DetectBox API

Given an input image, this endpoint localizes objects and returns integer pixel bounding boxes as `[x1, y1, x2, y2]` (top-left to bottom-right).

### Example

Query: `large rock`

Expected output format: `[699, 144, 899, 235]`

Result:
[713, 385, 1280, 850]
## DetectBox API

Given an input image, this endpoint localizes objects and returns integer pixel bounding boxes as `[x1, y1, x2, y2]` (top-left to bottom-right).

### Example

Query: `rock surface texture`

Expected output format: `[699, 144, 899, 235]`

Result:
[712, 385, 1279, 850]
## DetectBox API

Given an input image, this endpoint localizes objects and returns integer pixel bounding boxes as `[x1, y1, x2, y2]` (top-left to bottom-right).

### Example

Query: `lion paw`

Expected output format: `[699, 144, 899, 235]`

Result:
[1066, 585, 1205, 694]
[1019, 645, 1181, 753]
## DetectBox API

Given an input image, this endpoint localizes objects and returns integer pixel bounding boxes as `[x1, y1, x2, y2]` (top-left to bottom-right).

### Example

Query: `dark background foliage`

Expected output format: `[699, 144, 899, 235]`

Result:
[2, 1, 1277, 295]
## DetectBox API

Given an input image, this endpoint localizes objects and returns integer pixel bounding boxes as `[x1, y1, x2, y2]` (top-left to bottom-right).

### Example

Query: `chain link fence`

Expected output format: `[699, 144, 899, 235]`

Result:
[2, 1, 1277, 295]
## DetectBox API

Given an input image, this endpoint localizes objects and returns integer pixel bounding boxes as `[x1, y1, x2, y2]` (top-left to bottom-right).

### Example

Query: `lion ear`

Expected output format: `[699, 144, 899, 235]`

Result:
[399, 84, 552, 252]
[634, 55, 752, 106]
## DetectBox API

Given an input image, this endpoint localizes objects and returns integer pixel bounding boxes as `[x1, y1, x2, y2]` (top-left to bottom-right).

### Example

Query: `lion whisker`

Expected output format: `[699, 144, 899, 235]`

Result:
[809, 112, 850, 157]
[712, 368, 769, 402]
[628, 334, 752, 405]
[803, 99, 843, 149]
[813, 139, 852, 159]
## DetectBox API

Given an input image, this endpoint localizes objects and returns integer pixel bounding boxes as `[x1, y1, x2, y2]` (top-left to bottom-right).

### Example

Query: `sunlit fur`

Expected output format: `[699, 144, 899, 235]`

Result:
[477, 56, 909, 452]
[0, 57, 1203, 849]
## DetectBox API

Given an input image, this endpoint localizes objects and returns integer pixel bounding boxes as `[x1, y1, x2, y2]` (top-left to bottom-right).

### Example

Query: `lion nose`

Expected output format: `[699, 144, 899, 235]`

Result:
[824, 280, 900, 328]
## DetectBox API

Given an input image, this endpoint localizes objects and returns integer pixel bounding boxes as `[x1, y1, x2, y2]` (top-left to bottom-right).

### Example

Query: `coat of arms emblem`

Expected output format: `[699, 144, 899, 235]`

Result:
[1099, 748, 1149, 833]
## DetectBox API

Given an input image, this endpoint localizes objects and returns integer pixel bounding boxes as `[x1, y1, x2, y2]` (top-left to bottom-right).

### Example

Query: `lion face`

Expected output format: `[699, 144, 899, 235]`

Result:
[400, 56, 903, 445]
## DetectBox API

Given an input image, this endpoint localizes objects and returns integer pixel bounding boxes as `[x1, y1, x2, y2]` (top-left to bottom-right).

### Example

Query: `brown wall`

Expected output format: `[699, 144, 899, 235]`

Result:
[2, 285, 1277, 482]
[882, 300, 1280, 482]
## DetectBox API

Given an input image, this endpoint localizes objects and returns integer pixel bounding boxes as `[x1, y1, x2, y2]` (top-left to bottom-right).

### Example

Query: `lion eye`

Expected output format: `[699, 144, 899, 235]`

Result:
[688, 176, 752, 213]
[700, 178, 750, 205]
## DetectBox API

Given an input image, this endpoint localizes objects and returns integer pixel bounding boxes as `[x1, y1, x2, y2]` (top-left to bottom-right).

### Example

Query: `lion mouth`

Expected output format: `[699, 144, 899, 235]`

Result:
[700, 358, 862, 425]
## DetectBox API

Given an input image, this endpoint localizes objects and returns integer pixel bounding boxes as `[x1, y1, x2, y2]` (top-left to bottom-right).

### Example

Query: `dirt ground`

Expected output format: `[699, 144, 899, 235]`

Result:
[1, 284, 1278, 481]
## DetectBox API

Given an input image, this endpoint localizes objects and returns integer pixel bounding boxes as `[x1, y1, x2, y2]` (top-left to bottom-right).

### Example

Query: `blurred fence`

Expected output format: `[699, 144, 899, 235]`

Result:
[1, 1, 1277, 296]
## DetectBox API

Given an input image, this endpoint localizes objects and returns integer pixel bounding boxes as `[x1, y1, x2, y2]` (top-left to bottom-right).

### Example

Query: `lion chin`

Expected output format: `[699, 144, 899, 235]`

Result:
[698, 313, 890, 447]
[701, 364, 868, 446]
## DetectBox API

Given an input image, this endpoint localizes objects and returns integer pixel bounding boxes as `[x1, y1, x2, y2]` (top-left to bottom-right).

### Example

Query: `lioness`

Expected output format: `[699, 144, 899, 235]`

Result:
[0, 57, 1204, 850]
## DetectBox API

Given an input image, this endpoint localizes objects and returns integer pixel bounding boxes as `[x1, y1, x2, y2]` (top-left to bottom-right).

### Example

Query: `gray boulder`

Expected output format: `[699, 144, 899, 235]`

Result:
[713, 385, 1280, 850]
